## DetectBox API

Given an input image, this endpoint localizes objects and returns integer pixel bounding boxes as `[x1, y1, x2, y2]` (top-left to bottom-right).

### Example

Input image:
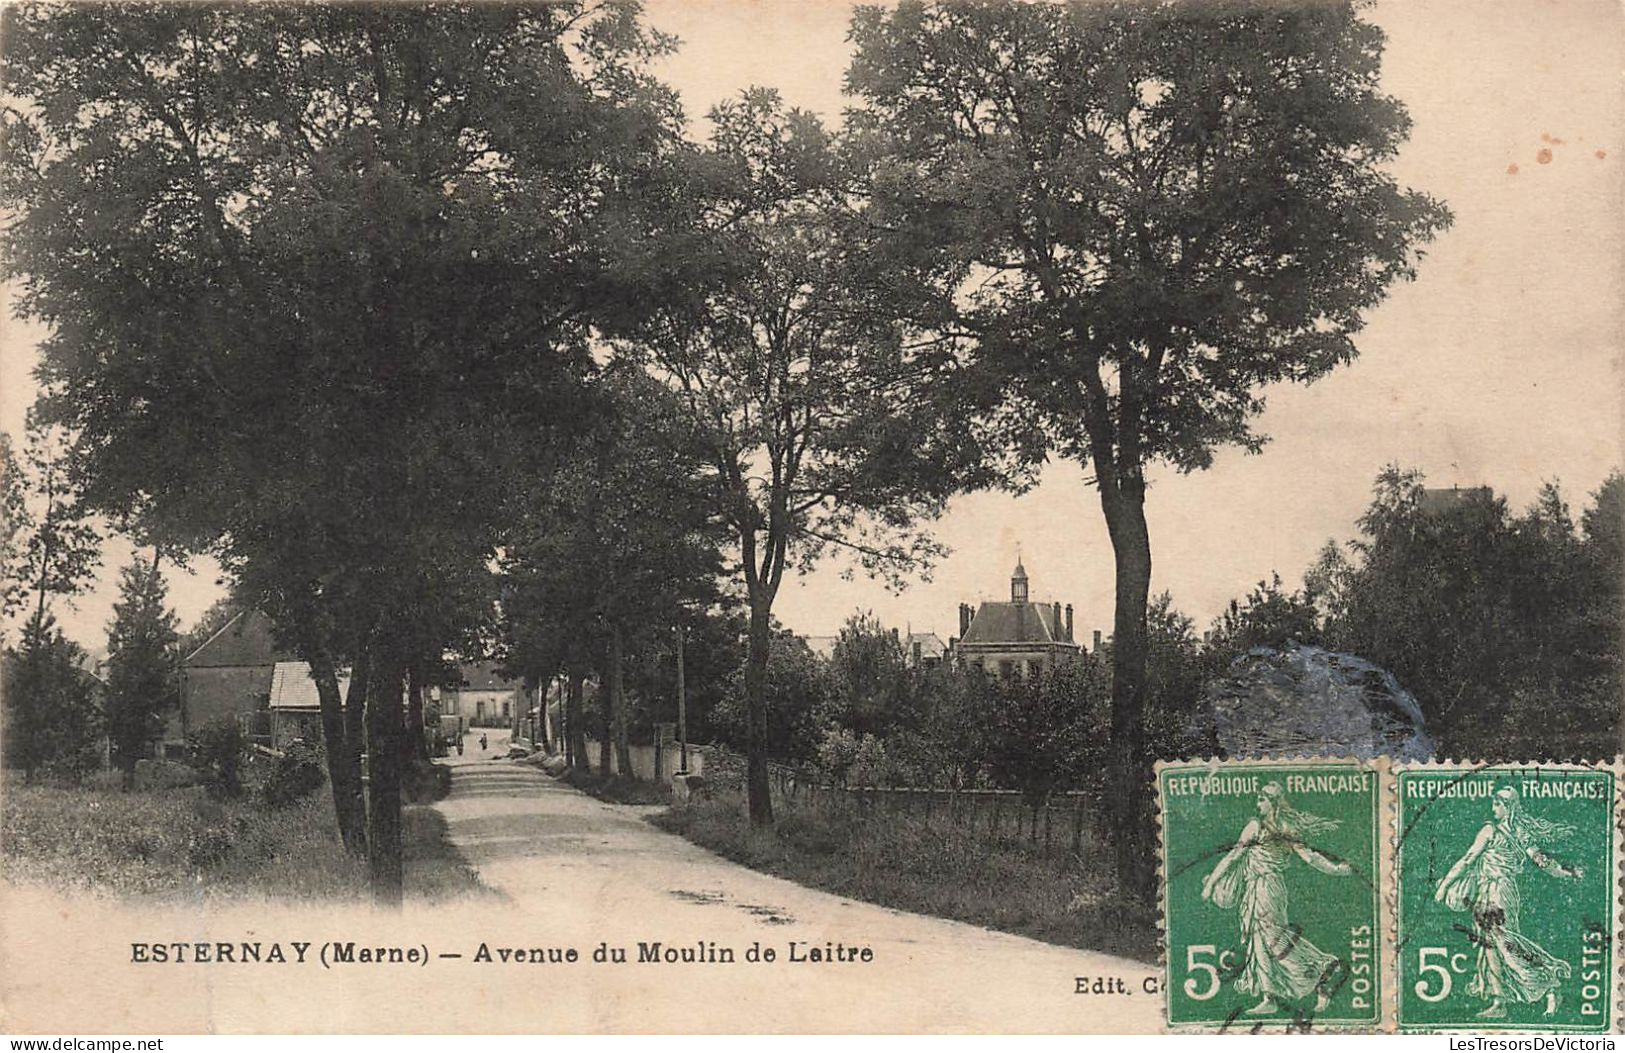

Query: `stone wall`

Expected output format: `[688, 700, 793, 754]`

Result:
[580, 738, 708, 786]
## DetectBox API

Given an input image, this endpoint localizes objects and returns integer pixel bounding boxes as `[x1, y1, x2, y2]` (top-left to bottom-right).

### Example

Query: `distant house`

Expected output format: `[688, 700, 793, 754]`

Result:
[170, 610, 292, 751]
[266, 661, 352, 747]
[441, 661, 526, 726]
[952, 559, 1081, 679]
[904, 632, 947, 669]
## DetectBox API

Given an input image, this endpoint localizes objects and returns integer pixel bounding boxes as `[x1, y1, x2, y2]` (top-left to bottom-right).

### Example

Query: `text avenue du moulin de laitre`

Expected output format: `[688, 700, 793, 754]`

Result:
[129, 939, 875, 968]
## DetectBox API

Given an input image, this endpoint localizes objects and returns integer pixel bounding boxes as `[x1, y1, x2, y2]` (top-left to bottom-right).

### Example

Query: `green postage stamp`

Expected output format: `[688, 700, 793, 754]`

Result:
[1158, 759, 1385, 1029]
[1395, 763, 1620, 1033]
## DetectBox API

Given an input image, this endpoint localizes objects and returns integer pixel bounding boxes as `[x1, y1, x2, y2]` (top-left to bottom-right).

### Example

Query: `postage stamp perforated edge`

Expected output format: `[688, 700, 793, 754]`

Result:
[1154, 755, 1392, 1033]
[1387, 758, 1624, 1035]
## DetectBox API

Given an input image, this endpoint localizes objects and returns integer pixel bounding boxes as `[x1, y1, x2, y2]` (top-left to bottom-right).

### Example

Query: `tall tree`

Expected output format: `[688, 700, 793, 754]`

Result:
[1, 421, 101, 631]
[2, 614, 100, 783]
[846, 0, 1450, 892]
[502, 363, 726, 777]
[0, 421, 103, 782]
[104, 553, 179, 786]
[824, 612, 915, 740]
[2, 2, 683, 901]
[1579, 474, 1623, 755]
[0, 433, 27, 630]
[1314, 468, 1621, 760]
[628, 90, 996, 824]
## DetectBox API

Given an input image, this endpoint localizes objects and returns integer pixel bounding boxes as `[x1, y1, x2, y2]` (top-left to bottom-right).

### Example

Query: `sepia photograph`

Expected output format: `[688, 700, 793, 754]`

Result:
[0, 0, 1619, 1036]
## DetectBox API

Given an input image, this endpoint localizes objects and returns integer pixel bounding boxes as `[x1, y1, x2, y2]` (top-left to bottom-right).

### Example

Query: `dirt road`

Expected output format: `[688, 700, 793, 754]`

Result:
[433, 759, 1163, 1032]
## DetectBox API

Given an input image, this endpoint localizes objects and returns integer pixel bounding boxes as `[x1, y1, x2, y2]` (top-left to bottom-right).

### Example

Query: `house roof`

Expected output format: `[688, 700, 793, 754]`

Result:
[185, 610, 293, 669]
[268, 661, 352, 711]
[959, 602, 1066, 647]
[906, 632, 947, 658]
[448, 660, 524, 693]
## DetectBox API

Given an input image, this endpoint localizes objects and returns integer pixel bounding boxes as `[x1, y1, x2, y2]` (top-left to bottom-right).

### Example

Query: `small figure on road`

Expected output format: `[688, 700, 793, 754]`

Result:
[480, 732, 489, 753]
[456, 736, 464, 756]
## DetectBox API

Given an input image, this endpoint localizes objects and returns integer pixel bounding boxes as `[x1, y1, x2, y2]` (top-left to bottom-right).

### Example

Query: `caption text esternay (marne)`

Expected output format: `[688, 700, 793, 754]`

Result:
[128, 939, 875, 968]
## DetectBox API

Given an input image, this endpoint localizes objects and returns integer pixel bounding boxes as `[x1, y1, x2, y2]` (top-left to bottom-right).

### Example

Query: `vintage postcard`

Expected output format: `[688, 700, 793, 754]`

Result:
[1, 0, 1620, 1036]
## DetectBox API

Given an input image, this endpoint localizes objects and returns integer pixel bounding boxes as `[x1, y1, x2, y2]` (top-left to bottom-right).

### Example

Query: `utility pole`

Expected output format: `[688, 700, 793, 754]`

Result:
[675, 625, 688, 774]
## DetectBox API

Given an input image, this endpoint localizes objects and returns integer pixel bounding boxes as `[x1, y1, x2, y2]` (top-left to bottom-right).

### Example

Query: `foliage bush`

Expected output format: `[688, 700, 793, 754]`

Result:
[815, 727, 897, 787]
[132, 758, 199, 791]
[186, 720, 246, 799]
[403, 757, 451, 804]
[260, 742, 326, 808]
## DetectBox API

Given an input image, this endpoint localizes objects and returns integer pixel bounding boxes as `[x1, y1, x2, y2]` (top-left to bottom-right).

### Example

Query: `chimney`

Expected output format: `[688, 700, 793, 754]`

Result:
[1093, 629, 1103, 652]
[891, 627, 900, 644]
[1065, 604, 1074, 641]
[1052, 602, 1063, 638]
[959, 603, 972, 636]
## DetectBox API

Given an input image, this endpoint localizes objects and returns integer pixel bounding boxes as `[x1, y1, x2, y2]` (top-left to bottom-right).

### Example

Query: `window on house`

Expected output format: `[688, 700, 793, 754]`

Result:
[999, 660, 1015, 680]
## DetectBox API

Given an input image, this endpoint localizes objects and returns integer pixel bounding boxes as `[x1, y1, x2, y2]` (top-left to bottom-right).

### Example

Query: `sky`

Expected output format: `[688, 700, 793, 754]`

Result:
[2, 0, 1621, 652]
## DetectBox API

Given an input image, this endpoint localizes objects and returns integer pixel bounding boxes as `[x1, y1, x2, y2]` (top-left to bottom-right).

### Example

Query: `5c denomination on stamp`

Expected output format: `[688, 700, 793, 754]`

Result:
[1158, 759, 1385, 1029]
[1395, 763, 1618, 1033]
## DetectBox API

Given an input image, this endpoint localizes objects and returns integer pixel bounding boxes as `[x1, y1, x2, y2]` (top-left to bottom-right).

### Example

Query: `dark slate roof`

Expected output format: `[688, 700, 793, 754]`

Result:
[450, 660, 525, 692]
[959, 602, 1061, 646]
[185, 610, 292, 669]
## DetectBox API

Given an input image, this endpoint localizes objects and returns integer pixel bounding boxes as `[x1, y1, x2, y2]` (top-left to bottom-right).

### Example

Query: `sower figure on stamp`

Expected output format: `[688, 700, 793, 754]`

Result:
[1201, 782, 1355, 1016]
[1434, 787, 1582, 1020]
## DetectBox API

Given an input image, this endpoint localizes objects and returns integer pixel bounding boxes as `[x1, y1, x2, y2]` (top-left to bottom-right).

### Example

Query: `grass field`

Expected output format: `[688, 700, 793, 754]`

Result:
[651, 789, 1159, 963]
[1, 763, 492, 902]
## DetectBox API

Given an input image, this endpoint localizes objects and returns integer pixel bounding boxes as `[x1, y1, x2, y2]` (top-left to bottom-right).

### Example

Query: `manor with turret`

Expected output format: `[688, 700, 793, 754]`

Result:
[951, 559, 1082, 678]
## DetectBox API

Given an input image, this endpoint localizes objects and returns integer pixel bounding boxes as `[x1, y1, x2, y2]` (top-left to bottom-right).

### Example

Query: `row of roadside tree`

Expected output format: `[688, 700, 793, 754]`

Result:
[3, 1, 1453, 903]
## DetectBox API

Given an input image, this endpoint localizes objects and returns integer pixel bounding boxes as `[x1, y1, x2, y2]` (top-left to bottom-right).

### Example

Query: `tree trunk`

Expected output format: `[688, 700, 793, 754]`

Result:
[743, 599, 774, 826]
[1100, 481, 1156, 900]
[610, 624, 632, 778]
[567, 670, 588, 770]
[597, 663, 613, 776]
[342, 649, 370, 846]
[364, 640, 405, 906]
[309, 650, 366, 855]
[406, 662, 429, 765]
[536, 682, 552, 753]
